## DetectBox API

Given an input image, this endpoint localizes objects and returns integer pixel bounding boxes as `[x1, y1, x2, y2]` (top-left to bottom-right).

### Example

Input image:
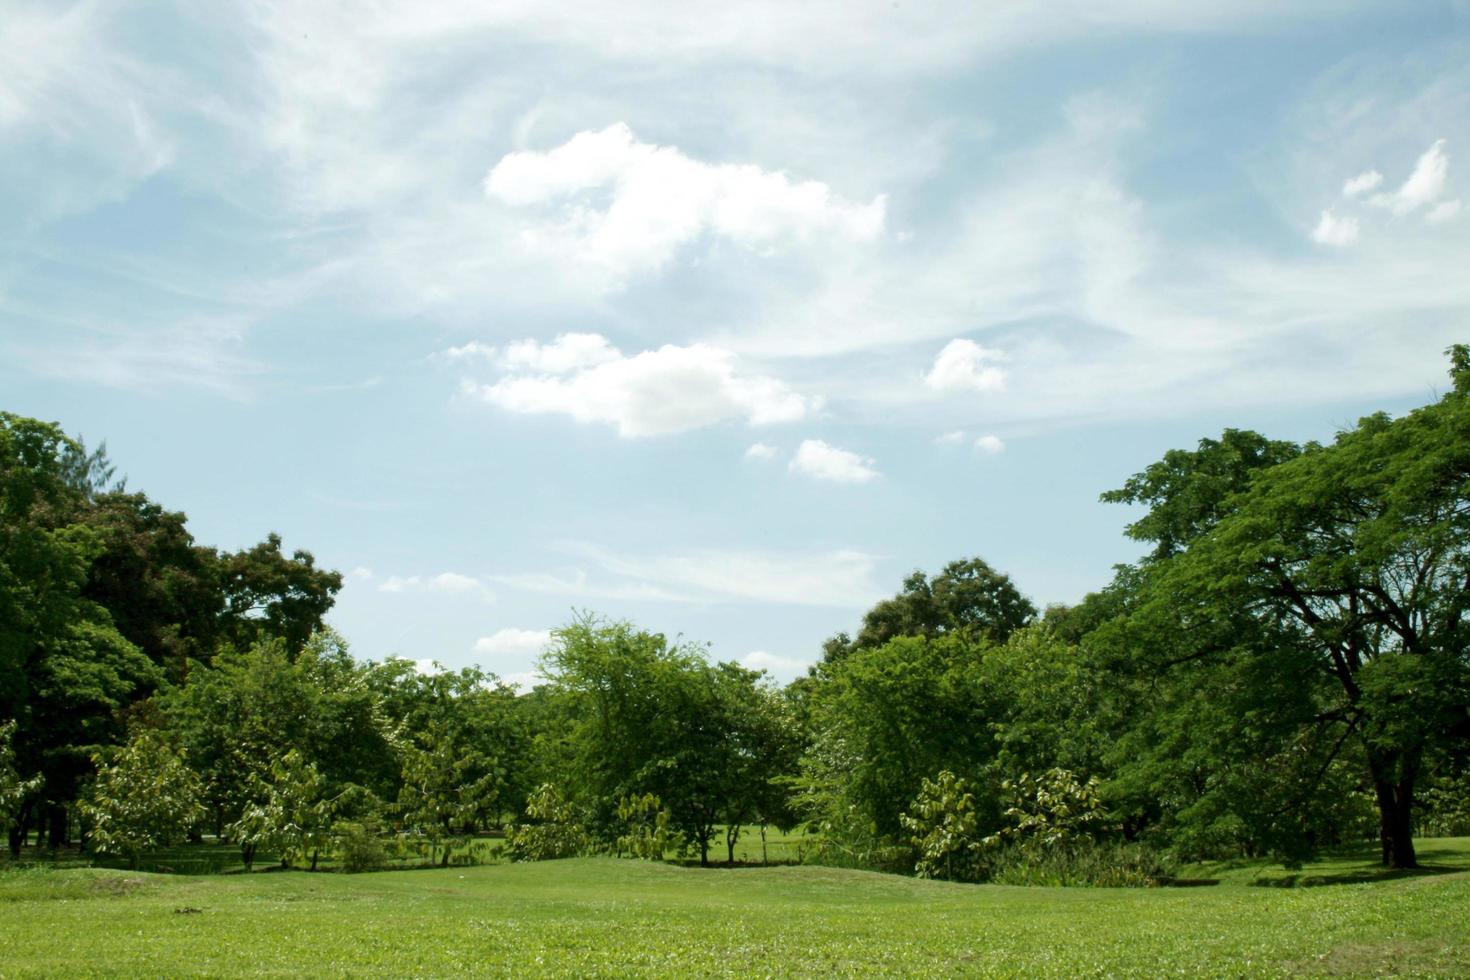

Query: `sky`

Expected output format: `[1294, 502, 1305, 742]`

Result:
[2, 1, 1467, 687]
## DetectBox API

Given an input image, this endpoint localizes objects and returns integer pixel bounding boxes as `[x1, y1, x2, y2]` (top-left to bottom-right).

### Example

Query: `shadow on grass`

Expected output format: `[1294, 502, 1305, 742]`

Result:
[1248, 846, 1469, 888]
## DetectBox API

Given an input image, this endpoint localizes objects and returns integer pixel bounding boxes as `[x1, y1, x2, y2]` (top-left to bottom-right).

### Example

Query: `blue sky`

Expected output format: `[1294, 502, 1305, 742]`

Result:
[3, 1, 1467, 685]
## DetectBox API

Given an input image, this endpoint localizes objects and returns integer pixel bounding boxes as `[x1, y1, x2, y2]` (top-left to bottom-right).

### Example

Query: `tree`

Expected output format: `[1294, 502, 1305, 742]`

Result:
[233, 749, 340, 871]
[900, 770, 983, 881]
[79, 491, 223, 682]
[506, 783, 590, 861]
[823, 557, 1035, 666]
[82, 730, 204, 869]
[396, 723, 504, 867]
[0, 720, 42, 851]
[1106, 348, 1470, 868]
[217, 533, 343, 659]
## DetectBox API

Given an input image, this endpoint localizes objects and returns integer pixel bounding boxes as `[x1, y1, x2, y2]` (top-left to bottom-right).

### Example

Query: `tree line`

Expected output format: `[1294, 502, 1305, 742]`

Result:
[1, 347, 1467, 877]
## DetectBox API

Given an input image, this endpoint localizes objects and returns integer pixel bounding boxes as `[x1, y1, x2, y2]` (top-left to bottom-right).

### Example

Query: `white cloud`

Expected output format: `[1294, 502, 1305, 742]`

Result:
[378, 572, 490, 596]
[1426, 199, 1461, 225]
[490, 568, 697, 603]
[1311, 209, 1359, 246]
[1342, 170, 1383, 197]
[744, 442, 778, 460]
[739, 651, 812, 682]
[500, 670, 545, 692]
[484, 123, 886, 280]
[789, 439, 880, 483]
[474, 628, 552, 657]
[923, 339, 1007, 393]
[975, 434, 1006, 454]
[500, 333, 621, 374]
[440, 341, 497, 362]
[935, 430, 967, 445]
[550, 543, 885, 607]
[465, 337, 813, 437]
[1369, 139, 1450, 216]
[349, 566, 374, 580]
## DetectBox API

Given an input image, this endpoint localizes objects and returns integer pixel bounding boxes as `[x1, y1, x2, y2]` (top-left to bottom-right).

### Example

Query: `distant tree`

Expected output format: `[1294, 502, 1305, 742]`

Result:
[82, 730, 204, 869]
[822, 557, 1035, 666]
[217, 533, 342, 659]
[79, 491, 223, 681]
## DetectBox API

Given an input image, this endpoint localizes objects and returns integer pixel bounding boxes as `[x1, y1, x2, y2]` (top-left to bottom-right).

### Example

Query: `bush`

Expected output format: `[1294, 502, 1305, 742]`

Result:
[506, 784, 590, 861]
[987, 840, 1175, 888]
[334, 821, 387, 873]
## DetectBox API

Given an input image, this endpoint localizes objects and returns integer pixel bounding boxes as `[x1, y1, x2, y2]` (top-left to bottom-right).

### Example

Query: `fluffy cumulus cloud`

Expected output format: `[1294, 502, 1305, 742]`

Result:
[789, 439, 880, 483]
[474, 627, 552, 657]
[1312, 209, 1360, 246]
[934, 430, 967, 445]
[378, 572, 489, 596]
[463, 333, 814, 437]
[744, 442, 778, 460]
[923, 339, 1007, 393]
[484, 123, 886, 279]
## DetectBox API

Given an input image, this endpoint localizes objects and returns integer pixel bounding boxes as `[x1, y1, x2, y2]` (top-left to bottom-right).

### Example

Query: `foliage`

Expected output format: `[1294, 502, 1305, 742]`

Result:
[1103, 349, 1470, 868]
[81, 730, 205, 869]
[614, 793, 679, 860]
[983, 768, 1107, 851]
[986, 839, 1175, 888]
[899, 770, 983, 881]
[506, 783, 590, 861]
[333, 819, 389, 873]
[823, 556, 1035, 665]
[232, 749, 341, 871]
[0, 720, 42, 843]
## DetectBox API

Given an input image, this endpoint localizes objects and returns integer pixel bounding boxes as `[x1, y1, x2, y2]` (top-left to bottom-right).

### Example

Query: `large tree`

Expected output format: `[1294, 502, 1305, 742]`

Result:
[1107, 348, 1470, 868]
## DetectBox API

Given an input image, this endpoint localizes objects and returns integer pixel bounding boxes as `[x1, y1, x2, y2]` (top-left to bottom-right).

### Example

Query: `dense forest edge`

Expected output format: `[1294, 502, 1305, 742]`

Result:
[1, 346, 1467, 885]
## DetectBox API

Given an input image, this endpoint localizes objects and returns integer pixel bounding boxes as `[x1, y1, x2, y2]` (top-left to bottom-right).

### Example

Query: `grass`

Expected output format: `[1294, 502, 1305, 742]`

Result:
[1, 839, 1467, 976]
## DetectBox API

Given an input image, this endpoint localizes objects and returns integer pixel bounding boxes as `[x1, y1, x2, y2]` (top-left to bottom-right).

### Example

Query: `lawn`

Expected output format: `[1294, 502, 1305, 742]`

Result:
[1, 839, 1467, 977]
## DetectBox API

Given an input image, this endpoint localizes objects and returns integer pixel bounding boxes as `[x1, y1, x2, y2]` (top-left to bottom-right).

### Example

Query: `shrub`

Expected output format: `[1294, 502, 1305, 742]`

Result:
[987, 840, 1175, 888]
[900, 770, 984, 881]
[506, 784, 590, 861]
[334, 821, 387, 873]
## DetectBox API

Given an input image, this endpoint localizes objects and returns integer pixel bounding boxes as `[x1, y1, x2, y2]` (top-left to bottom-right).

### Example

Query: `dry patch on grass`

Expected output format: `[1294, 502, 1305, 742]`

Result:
[1292, 938, 1470, 976]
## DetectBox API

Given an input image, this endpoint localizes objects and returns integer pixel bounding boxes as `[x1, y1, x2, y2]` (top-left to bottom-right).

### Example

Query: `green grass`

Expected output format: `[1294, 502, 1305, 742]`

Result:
[2, 839, 1468, 976]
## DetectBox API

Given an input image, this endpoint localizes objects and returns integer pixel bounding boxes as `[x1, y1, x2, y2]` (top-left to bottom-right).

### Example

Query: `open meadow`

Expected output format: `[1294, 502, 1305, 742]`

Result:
[2, 839, 1468, 977]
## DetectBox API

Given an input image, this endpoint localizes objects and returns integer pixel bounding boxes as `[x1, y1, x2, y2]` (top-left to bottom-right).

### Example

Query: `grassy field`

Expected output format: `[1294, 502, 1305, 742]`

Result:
[2, 839, 1467, 977]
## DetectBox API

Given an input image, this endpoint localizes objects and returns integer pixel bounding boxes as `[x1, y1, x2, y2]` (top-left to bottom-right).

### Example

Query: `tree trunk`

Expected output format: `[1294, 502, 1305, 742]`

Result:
[1369, 750, 1418, 869]
[310, 849, 319, 872]
[726, 824, 739, 865]
[699, 837, 709, 867]
[761, 825, 768, 866]
[46, 804, 67, 850]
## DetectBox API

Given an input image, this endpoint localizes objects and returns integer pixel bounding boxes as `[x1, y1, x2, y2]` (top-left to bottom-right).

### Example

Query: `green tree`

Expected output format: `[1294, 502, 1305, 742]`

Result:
[900, 770, 983, 881]
[82, 730, 204, 869]
[506, 783, 590, 861]
[396, 722, 504, 866]
[1105, 347, 1470, 867]
[0, 720, 42, 849]
[233, 749, 340, 871]
[822, 557, 1035, 667]
[217, 534, 343, 660]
